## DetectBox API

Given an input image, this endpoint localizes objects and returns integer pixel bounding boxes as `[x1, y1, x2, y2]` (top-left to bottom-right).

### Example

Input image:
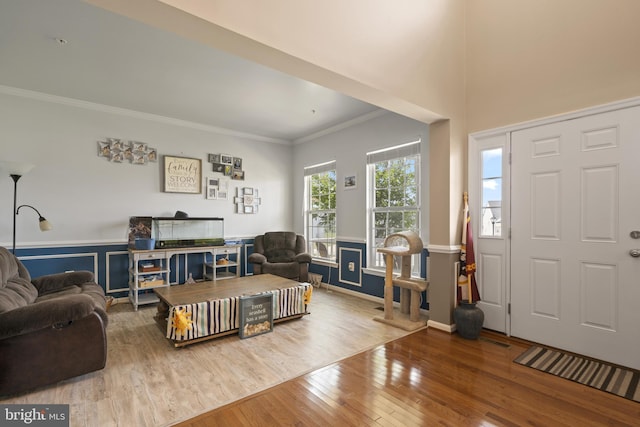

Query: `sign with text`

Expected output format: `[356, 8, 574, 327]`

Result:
[239, 293, 274, 339]
[0, 404, 69, 426]
[163, 155, 202, 194]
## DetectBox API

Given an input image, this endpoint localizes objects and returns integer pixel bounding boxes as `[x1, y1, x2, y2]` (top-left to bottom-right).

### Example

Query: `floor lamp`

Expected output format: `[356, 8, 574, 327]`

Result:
[2, 162, 52, 253]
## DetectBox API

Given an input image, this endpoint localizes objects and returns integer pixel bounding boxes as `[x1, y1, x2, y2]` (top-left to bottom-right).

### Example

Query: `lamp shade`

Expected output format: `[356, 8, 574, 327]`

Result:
[0, 161, 35, 176]
[39, 218, 53, 231]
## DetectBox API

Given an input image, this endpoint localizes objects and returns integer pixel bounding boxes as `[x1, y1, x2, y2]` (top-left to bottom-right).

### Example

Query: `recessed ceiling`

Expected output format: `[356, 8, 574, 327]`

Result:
[0, 0, 380, 143]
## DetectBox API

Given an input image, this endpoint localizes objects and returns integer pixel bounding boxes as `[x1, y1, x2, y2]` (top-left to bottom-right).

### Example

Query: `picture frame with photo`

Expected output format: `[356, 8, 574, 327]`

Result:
[233, 157, 243, 170]
[132, 152, 146, 165]
[147, 148, 158, 162]
[234, 187, 261, 214]
[208, 153, 221, 163]
[131, 141, 147, 152]
[206, 176, 229, 200]
[232, 170, 245, 180]
[344, 174, 357, 190]
[220, 154, 233, 165]
[98, 141, 111, 157]
[212, 163, 225, 173]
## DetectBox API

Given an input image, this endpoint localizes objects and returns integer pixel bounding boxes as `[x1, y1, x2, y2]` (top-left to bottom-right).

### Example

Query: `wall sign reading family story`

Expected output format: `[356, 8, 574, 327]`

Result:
[163, 155, 202, 194]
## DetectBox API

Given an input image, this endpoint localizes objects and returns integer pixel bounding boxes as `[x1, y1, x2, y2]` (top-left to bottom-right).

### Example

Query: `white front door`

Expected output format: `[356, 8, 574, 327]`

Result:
[511, 105, 640, 369]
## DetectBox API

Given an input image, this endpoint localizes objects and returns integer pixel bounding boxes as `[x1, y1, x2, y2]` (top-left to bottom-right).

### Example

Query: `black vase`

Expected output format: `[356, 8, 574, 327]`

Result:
[454, 301, 484, 340]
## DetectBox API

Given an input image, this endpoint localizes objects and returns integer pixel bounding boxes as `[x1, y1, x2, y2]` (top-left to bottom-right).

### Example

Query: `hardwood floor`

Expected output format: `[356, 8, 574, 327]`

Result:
[177, 329, 640, 427]
[0, 286, 414, 427]
[3, 285, 638, 426]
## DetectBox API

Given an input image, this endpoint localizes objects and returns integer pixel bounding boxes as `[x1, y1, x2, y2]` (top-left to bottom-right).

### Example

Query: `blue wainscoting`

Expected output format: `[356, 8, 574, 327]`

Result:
[13, 239, 255, 298]
[309, 240, 430, 309]
[13, 239, 428, 309]
[15, 244, 130, 297]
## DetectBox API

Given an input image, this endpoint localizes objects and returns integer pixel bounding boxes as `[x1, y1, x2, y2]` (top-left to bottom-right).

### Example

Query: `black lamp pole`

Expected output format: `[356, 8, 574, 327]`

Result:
[10, 174, 21, 254]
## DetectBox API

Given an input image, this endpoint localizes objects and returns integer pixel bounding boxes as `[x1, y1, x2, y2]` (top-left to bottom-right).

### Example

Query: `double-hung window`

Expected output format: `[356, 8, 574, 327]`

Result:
[367, 140, 421, 273]
[304, 161, 337, 261]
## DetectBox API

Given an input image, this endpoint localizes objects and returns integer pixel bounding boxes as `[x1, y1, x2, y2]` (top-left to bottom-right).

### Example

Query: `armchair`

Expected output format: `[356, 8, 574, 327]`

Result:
[0, 247, 108, 396]
[248, 232, 311, 282]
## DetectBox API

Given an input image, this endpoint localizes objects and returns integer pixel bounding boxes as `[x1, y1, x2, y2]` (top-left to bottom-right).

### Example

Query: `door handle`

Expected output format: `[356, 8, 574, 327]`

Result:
[630, 249, 640, 257]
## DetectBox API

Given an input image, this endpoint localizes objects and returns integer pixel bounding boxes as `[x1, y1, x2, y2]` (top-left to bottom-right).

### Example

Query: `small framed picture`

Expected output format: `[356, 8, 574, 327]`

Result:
[98, 141, 111, 157]
[224, 165, 233, 176]
[131, 141, 147, 152]
[146, 148, 158, 162]
[344, 174, 357, 190]
[233, 157, 243, 170]
[207, 188, 217, 200]
[132, 153, 146, 165]
[220, 154, 233, 165]
[232, 170, 245, 180]
[109, 139, 125, 151]
[244, 205, 254, 214]
[244, 187, 254, 195]
[123, 144, 134, 160]
[212, 163, 225, 173]
[244, 195, 254, 205]
[208, 154, 221, 163]
[110, 150, 124, 163]
[208, 178, 219, 187]
[217, 190, 228, 200]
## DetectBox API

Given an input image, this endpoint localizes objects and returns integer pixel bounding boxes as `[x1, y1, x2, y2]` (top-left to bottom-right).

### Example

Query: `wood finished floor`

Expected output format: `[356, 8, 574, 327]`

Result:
[0, 287, 414, 427]
[178, 330, 640, 427]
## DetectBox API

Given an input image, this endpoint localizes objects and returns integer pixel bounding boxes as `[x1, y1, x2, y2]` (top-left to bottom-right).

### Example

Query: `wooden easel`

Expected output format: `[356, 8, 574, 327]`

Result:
[374, 231, 429, 331]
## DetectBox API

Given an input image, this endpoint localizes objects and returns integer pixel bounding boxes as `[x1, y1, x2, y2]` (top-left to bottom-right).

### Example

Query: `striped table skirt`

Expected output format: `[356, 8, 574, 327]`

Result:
[167, 283, 311, 341]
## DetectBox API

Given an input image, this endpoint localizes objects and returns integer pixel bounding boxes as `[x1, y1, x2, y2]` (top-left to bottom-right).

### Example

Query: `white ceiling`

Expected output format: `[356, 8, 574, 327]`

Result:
[0, 0, 381, 143]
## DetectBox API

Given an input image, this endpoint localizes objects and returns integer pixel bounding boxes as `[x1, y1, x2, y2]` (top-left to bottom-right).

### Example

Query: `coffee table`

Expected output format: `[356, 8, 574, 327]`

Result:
[154, 274, 311, 347]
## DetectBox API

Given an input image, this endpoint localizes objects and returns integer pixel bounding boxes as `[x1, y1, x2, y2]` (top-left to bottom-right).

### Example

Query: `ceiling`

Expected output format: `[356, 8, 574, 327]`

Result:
[0, 0, 381, 143]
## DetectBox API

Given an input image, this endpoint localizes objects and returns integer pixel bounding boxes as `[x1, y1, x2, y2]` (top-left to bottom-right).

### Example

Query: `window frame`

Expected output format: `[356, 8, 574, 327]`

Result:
[366, 141, 421, 272]
[304, 161, 337, 262]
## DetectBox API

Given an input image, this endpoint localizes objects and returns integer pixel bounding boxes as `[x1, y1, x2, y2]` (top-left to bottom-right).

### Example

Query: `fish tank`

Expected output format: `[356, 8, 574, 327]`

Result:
[152, 217, 224, 248]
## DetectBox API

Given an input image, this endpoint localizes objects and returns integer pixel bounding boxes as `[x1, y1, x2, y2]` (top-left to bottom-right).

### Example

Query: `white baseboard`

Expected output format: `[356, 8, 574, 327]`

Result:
[427, 320, 456, 333]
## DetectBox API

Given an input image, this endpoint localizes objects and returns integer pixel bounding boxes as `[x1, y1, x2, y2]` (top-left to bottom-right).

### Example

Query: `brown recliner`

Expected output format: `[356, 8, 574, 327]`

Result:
[0, 247, 108, 396]
[248, 232, 311, 282]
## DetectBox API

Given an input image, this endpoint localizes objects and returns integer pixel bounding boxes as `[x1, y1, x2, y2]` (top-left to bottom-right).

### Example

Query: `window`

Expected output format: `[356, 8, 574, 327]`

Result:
[304, 161, 337, 261]
[480, 148, 502, 237]
[367, 140, 421, 272]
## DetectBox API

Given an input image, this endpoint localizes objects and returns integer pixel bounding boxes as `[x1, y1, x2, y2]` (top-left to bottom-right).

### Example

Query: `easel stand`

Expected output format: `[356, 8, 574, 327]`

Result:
[374, 231, 429, 331]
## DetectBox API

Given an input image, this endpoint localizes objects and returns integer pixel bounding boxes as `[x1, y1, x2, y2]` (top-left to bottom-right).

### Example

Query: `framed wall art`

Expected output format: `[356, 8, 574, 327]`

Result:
[97, 138, 157, 165]
[206, 177, 229, 200]
[344, 174, 357, 190]
[234, 187, 261, 213]
[163, 155, 202, 194]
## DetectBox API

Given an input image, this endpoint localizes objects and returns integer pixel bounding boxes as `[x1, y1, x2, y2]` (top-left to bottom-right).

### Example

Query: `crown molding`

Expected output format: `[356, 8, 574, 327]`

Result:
[0, 85, 291, 145]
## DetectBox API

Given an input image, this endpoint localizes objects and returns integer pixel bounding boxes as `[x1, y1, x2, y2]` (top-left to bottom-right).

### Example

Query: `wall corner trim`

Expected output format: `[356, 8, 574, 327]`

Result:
[427, 244, 460, 254]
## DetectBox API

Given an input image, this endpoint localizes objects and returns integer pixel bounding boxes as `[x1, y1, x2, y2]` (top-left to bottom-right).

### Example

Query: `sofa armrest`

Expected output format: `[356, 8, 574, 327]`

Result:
[0, 294, 96, 340]
[295, 253, 312, 263]
[31, 271, 95, 296]
[248, 253, 267, 264]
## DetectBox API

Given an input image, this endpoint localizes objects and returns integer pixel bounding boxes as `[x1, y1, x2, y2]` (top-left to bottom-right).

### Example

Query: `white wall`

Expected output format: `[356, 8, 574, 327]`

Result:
[292, 111, 429, 243]
[0, 90, 293, 247]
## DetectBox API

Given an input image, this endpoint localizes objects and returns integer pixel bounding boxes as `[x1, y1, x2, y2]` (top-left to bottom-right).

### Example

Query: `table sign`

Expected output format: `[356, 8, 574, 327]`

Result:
[239, 293, 274, 338]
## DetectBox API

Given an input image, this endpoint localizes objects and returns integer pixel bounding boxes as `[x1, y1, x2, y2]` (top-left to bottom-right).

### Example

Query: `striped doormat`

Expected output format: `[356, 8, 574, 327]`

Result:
[514, 346, 640, 403]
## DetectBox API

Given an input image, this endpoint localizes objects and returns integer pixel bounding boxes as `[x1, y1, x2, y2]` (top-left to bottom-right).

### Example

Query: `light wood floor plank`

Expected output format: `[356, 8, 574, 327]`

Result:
[0, 287, 412, 426]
